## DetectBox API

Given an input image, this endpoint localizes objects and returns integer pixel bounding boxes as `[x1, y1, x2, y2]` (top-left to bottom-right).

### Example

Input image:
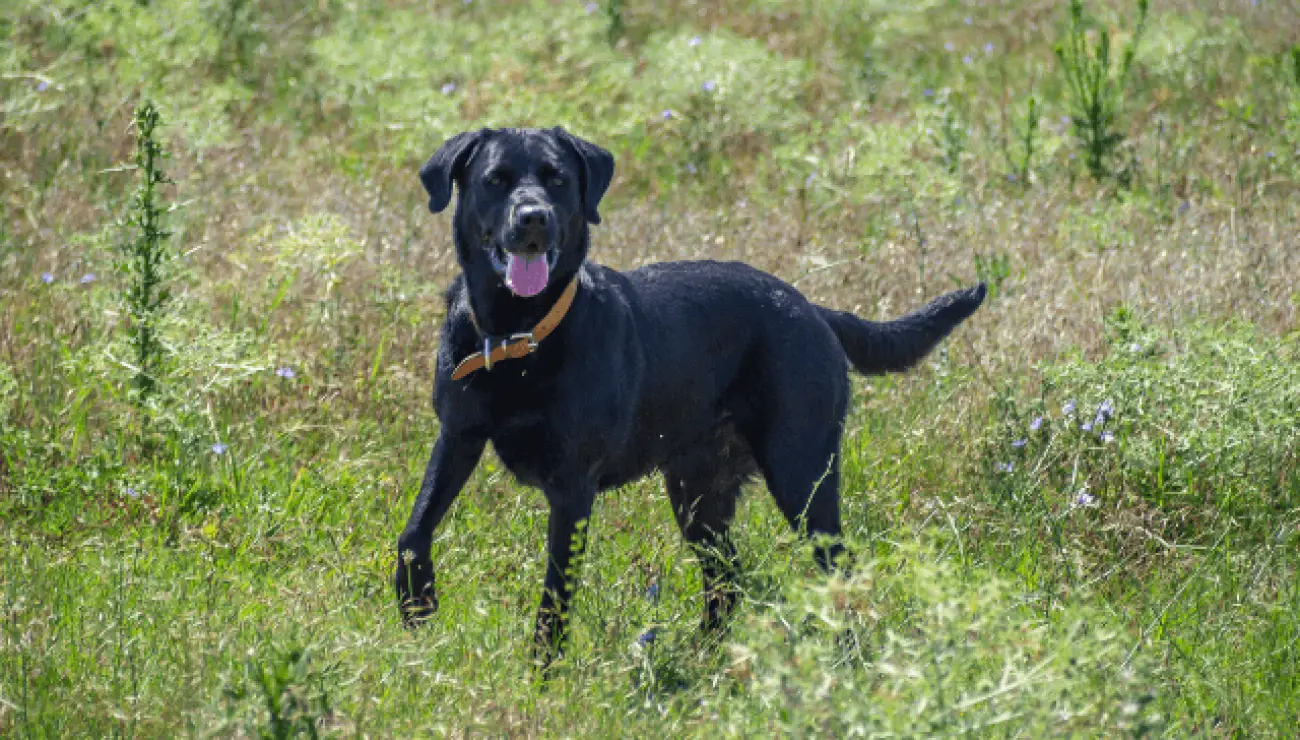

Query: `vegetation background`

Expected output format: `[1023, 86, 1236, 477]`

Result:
[2, 0, 1297, 735]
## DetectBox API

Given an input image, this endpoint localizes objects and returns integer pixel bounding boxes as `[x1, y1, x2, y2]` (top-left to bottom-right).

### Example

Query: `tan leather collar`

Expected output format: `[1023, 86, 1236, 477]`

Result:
[451, 275, 580, 381]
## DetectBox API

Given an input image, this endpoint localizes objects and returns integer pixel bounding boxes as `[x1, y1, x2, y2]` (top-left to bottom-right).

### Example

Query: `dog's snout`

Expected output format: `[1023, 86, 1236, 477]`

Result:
[517, 205, 549, 230]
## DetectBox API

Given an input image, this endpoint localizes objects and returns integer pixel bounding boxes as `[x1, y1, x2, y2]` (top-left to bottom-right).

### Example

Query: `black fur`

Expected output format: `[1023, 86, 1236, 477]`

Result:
[395, 127, 986, 667]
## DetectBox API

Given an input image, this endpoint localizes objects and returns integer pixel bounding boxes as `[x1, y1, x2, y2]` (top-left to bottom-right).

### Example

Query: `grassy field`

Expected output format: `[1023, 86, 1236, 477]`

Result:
[2, 0, 1298, 735]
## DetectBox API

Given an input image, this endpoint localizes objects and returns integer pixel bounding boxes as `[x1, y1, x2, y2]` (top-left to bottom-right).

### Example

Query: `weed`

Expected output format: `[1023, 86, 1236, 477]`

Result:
[1055, 0, 1150, 182]
[117, 101, 173, 404]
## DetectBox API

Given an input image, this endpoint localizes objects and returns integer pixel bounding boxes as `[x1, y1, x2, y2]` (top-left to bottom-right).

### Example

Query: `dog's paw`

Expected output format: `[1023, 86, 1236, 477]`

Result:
[395, 554, 438, 628]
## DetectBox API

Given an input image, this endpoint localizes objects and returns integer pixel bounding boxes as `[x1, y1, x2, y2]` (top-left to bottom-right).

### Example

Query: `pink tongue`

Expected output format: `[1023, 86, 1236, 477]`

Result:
[505, 253, 549, 297]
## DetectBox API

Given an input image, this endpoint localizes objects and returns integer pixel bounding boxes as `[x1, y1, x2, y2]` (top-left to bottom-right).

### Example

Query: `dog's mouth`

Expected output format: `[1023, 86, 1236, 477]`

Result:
[488, 242, 560, 298]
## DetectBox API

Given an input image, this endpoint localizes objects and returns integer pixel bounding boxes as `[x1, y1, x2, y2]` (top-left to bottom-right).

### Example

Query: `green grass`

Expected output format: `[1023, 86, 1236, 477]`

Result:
[2, 0, 1299, 736]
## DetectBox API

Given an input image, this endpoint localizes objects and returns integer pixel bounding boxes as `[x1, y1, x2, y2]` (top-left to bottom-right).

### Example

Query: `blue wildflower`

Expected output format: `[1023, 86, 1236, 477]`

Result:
[701, 80, 716, 93]
[685, 162, 697, 175]
[1062, 399, 1076, 415]
[804, 172, 816, 187]
[1029, 416, 1043, 432]
[636, 627, 659, 647]
[996, 462, 1014, 473]
[1179, 200, 1190, 214]
[1081, 421, 1093, 432]
[646, 580, 660, 602]
[1073, 491, 1096, 508]
[80, 273, 96, 284]
[964, 17, 973, 25]
[211, 442, 228, 455]
[126, 486, 141, 498]
[275, 366, 296, 379]
[41, 272, 55, 284]
[945, 42, 955, 52]
[441, 82, 457, 95]
[1011, 438, 1027, 448]
[963, 55, 973, 65]
[984, 42, 994, 54]
[661, 109, 675, 120]
[1100, 430, 1115, 443]
[585, 1, 598, 12]
[1097, 399, 1113, 419]
[38, 80, 49, 92]
[923, 87, 935, 97]
[688, 36, 702, 47]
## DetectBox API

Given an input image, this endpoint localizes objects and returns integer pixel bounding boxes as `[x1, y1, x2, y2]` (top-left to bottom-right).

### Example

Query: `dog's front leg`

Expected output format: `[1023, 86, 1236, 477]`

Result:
[395, 431, 486, 626]
[533, 491, 595, 669]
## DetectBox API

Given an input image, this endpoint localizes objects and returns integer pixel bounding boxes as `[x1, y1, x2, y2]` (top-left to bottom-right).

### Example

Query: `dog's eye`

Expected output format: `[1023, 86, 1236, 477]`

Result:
[485, 173, 503, 187]
[550, 176, 565, 187]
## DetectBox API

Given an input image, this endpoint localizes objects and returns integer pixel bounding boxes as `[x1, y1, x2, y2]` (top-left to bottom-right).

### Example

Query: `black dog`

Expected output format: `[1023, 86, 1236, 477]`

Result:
[395, 127, 985, 665]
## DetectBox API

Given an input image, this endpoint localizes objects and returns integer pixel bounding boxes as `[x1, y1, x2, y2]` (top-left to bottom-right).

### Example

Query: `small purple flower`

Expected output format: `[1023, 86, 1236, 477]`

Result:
[964, 17, 973, 26]
[1029, 416, 1043, 432]
[983, 42, 994, 54]
[685, 162, 697, 175]
[126, 486, 141, 498]
[1060, 115, 1071, 125]
[441, 82, 457, 95]
[1073, 491, 1097, 508]
[1011, 438, 1027, 449]
[646, 580, 660, 602]
[1100, 430, 1115, 443]
[996, 462, 1014, 473]
[41, 272, 55, 284]
[1062, 400, 1076, 415]
[275, 366, 296, 379]
[1129, 342, 1142, 353]
[688, 36, 702, 47]
[944, 42, 955, 52]
[1081, 421, 1093, 432]
[211, 442, 228, 455]
[1069, 152, 1077, 160]
[804, 172, 816, 187]
[1007, 172, 1017, 182]
[923, 87, 935, 98]
[963, 55, 973, 65]
[37, 80, 49, 92]
[636, 627, 659, 647]
[701, 80, 716, 93]
[80, 273, 96, 284]
[1179, 200, 1190, 214]
[585, 1, 598, 13]
[1097, 399, 1113, 419]
[662, 109, 675, 120]
[1265, 151, 1275, 159]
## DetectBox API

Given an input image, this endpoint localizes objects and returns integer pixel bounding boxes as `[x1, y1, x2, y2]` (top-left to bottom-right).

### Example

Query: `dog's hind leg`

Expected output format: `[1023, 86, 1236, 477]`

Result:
[753, 420, 849, 573]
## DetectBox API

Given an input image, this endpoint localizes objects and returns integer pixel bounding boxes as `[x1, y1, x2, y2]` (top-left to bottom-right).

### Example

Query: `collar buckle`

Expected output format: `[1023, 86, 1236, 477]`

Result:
[509, 331, 539, 350]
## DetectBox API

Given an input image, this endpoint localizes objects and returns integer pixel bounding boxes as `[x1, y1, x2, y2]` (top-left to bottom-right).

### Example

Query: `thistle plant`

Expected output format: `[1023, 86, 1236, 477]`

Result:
[119, 101, 173, 402]
[1054, 0, 1149, 182]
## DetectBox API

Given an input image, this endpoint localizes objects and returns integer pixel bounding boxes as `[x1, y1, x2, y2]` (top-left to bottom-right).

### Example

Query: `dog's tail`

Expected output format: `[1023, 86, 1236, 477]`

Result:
[817, 284, 987, 375]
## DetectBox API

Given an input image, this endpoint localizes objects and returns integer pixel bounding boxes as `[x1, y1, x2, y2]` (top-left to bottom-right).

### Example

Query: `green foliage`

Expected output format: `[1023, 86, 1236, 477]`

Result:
[118, 101, 173, 403]
[223, 644, 334, 739]
[723, 545, 1165, 736]
[1054, 0, 1150, 182]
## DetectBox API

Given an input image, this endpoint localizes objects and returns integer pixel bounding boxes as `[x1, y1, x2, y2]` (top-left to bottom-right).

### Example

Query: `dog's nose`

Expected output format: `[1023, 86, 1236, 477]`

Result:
[517, 205, 549, 230]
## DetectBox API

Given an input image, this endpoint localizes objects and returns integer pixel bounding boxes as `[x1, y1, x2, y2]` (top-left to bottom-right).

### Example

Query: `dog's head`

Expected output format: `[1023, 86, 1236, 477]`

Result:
[420, 127, 614, 298]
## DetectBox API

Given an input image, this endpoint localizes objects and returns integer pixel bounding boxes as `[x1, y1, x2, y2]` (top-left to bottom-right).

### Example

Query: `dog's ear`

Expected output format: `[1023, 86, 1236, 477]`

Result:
[552, 127, 615, 225]
[419, 129, 488, 214]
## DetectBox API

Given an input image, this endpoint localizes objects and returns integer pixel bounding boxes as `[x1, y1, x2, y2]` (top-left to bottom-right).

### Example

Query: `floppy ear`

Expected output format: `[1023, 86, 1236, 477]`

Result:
[419, 129, 488, 213]
[552, 127, 615, 225]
